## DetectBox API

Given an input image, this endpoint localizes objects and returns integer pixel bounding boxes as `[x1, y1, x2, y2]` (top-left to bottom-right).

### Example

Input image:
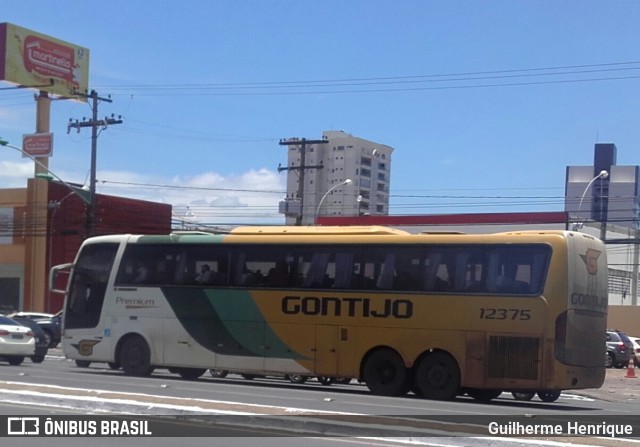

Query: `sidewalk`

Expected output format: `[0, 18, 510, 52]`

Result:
[572, 367, 640, 403]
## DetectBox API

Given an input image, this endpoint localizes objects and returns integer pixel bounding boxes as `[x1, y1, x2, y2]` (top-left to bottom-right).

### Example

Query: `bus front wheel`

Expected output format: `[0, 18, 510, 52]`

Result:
[413, 352, 460, 400]
[363, 348, 411, 397]
[175, 367, 206, 380]
[119, 336, 154, 377]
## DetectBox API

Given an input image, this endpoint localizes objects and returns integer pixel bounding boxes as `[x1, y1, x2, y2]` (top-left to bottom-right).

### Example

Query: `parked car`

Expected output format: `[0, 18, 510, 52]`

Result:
[606, 329, 633, 368]
[8, 312, 53, 319]
[0, 315, 36, 365]
[628, 336, 640, 367]
[10, 316, 49, 363]
[7, 311, 62, 348]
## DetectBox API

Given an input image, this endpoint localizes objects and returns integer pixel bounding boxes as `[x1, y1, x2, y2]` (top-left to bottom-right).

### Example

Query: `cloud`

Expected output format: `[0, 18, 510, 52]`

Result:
[94, 168, 286, 225]
[0, 161, 36, 187]
[0, 152, 287, 225]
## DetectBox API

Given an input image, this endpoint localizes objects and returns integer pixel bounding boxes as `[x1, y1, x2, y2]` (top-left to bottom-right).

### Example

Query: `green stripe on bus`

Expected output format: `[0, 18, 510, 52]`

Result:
[137, 234, 227, 244]
[162, 287, 307, 360]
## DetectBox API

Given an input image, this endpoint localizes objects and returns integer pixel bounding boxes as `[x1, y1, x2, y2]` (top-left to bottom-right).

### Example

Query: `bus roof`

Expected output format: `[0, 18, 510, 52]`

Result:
[80, 228, 582, 246]
[230, 226, 411, 236]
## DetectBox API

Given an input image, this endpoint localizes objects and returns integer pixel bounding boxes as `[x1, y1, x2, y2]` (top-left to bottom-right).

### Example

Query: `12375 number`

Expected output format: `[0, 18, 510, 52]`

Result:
[479, 308, 531, 320]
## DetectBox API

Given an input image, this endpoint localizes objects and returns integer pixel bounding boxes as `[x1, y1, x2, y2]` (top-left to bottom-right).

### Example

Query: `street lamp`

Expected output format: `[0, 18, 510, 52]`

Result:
[0, 138, 91, 205]
[315, 179, 352, 225]
[572, 169, 609, 231]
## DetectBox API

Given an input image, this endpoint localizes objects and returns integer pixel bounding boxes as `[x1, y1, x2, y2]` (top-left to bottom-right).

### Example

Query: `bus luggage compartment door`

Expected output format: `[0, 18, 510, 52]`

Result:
[315, 325, 338, 377]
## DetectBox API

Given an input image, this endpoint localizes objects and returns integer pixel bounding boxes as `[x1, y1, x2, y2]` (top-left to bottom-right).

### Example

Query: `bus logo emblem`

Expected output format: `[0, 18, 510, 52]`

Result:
[580, 249, 601, 275]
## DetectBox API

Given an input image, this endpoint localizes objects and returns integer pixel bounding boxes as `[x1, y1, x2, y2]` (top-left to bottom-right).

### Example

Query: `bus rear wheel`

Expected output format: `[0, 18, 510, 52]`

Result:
[512, 391, 535, 401]
[363, 348, 411, 397]
[467, 388, 502, 402]
[119, 336, 154, 377]
[317, 376, 333, 385]
[413, 352, 460, 400]
[285, 374, 308, 384]
[537, 390, 561, 402]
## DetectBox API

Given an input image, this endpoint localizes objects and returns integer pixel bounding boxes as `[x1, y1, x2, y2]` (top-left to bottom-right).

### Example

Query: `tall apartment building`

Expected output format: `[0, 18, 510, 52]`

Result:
[279, 130, 394, 225]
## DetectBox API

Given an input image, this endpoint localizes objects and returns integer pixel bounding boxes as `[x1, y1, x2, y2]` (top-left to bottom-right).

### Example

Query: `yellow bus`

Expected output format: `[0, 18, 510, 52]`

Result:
[51, 226, 607, 402]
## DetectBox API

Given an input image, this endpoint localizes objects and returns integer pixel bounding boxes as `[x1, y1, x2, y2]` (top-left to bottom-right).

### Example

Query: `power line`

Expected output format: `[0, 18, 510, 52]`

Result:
[96, 61, 640, 91]
[98, 179, 285, 194]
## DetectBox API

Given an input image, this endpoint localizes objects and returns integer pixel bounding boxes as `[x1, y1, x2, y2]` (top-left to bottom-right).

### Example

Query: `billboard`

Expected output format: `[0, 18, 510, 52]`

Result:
[0, 23, 89, 100]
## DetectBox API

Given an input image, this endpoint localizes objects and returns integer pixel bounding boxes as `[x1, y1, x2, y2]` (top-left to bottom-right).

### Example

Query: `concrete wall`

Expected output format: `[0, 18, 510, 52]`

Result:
[608, 305, 640, 337]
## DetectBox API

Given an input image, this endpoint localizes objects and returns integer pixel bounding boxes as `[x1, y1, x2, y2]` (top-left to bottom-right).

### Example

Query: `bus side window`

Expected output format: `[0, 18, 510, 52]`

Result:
[233, 252, 247, 286]
[209, 258, 229, 286]
[394, 251, 422, 291]
[376, 252, 396, 290]
[433, 264, 452, 291]
[332, 253, 353, 289]
[463, 251, 485, 293]
[303, 253, 330, 288]
[422, 252, 443, 291]
[494, 250, 534, 294]
[266, 261, 289, 287]
[133, 264, 152, 283]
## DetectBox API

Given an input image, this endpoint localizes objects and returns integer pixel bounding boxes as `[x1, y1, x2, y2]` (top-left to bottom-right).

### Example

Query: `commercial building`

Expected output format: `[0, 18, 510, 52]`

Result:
[565, 143, 639, 233]
[565, 143, 640, 306]
[279, 130, 393, 225]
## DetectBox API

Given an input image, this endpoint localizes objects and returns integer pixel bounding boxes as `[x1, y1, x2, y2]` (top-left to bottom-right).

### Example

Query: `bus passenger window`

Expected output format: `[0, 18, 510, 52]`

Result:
[301, 253, 331, 288]
[208, 260, 228, 286]
[195, 264, 212, 284]
[266, 261, 289, 287]
[433, 264, 452, 291]
[376, 253, 396, 290]
[133, 264, 152, 284]
[332, 253, 354, 289]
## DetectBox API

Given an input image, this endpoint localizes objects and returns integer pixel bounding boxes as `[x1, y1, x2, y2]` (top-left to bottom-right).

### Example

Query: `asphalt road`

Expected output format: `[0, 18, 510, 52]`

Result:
[2, 350, 640, 446]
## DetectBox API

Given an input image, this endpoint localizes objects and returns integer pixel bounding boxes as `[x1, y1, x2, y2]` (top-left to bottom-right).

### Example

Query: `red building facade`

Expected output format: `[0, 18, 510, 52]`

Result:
[43, 181, 172, 312]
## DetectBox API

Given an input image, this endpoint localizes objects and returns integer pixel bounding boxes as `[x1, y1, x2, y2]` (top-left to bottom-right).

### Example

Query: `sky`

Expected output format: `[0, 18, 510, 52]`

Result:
[1, 1, 639, 226]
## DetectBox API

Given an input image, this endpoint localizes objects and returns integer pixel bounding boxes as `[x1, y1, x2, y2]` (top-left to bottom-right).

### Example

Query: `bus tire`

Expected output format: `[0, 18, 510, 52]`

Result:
[176, 368, 206, 380]
[414, 351, 460, 400]
[317, 376, 333, 386]
[512, 391, 535, 401]
[241, 374, 259, 380]
[363, 348, 411, 397]
[467, 388, 502, 402]
[537, 390, 561, 402]
[119, 335, 154, 377]
[286, 374, 308, 384]
[209, 369, 229, 378]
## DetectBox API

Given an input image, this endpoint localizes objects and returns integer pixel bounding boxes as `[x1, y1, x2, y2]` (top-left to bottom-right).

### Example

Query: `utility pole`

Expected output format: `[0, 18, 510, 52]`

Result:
[278, 137, 327, 225]
[68, 90, 122, 237]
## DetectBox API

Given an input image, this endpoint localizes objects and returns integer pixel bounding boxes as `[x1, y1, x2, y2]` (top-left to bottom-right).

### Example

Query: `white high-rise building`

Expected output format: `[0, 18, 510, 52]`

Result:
[279, 130, 394, 225]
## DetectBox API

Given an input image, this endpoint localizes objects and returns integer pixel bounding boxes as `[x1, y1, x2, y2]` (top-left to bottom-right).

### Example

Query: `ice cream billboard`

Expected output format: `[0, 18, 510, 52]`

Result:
[0, 23, 89, 101]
